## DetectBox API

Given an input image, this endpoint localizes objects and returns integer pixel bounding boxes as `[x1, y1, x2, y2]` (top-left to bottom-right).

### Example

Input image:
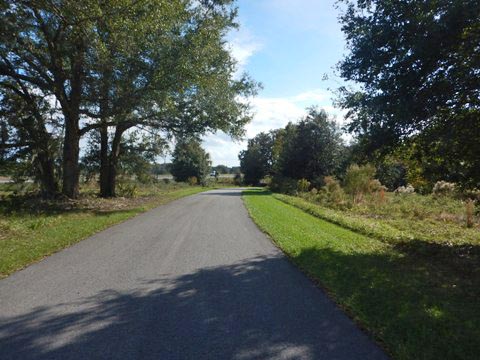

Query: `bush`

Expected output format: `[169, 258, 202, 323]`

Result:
[187, 176, 198, 186]
[234, 173, 243, 186]
[117, 181, 137, 198]
[297, 178, 311, 192]
[344, 164, 377, 202]
[270, 176, 298, 194]
[376, 161, 407, 190]
[319, 176, 347, 208]
[432, 181, 456, 196]
[162, 178, 171, 185]
[262, 175, 272, 187]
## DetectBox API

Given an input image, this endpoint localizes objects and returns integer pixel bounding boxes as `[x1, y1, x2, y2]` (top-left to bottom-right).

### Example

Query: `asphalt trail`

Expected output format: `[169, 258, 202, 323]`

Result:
[0, 188, 387, 359]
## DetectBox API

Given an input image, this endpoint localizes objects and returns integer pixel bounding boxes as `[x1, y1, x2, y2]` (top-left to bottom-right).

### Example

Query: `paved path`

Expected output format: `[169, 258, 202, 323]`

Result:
[0, 189, 387, 359]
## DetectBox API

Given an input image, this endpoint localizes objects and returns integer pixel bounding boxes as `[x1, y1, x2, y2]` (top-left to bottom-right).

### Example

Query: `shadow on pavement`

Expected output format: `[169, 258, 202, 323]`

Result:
[0, 255, 386, 360]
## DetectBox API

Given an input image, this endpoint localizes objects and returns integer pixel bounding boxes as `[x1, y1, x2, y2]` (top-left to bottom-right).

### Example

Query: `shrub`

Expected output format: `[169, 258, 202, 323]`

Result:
[270, 176, 298, 194]
[162, 178, 170, 185]
[187, 176, 198, 186]
[466, 199, 475, 228]
[117, 181, 137, 198]
[234, 173, 243, 186]
[319, 176, 347, 208]
[262, 175, 272, 187]
[432, 181, 456, 196]
[344, 164, 377, 202]
[376, 161, 407, 190]
[297, 178, 311, 192]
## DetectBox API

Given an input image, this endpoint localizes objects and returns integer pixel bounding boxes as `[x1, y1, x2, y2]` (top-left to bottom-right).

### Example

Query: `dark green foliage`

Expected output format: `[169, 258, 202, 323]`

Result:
[0, 0, 258, 198]
[239, 108, 346, 190]
[376, 160, 407, 191]
[81, 131, 166, 184]
[337, 0, 480, 189]
[171, 140, 211, 183]
[276, 108, 345, 187]
[233, 173, 243, 186]
[269, 176, 298, 195]
[239, 131, 277, 185]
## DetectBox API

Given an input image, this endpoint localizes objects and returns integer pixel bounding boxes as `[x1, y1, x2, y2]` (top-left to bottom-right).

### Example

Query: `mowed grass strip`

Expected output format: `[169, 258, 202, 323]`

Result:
[243, 189, 479, 360]
[0, 187, 207, 278]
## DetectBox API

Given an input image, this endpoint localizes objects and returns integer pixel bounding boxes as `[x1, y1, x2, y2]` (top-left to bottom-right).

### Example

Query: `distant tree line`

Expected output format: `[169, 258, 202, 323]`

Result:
[0, 0, 258, 198]
[239, 108, 353, 190]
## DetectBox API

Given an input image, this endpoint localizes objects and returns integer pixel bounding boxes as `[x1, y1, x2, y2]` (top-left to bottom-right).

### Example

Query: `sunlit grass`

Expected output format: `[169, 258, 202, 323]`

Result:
[243, 189, 480, 360]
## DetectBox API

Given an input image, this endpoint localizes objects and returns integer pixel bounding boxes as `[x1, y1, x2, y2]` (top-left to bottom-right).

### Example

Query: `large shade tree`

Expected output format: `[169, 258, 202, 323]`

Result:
[337, 0, 480, 188]
[0, 0, 258, 198]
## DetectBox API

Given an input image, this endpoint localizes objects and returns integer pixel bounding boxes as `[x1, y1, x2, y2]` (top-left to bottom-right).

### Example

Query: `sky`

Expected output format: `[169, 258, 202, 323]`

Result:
[202, 0, 348, 167]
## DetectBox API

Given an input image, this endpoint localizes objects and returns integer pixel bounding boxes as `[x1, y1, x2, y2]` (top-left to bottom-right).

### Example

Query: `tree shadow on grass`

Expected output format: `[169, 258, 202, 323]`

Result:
[292, 245, 480, 360]
[0, 256, 387, 360]
[242, 189, 271, 196]
[0, 194, 152, 217]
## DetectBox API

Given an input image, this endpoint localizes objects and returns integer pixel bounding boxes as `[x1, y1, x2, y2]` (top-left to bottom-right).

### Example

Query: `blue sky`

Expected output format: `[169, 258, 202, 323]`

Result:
[202, 0, 348, 166]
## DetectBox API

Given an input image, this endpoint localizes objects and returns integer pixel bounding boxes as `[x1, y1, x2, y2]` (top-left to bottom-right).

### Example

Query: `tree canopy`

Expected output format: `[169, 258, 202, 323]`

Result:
[239, 108, 345, 187]
[0, 0, 258, 198]
[337, 0, 480, 188]
[171, 139, 211, 183]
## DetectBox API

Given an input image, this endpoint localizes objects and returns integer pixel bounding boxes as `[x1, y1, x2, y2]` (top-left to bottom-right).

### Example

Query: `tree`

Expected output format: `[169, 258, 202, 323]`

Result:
[212, 165, 230, 174]
[239, 131, 277, 185]
[0, 1, 103, 197]
[81, 130, 167, 186]
[337, 0, 480, 188]
[79, 0, 258, 197]
[171, 140, 211, 184]
[276, 108, 344, 186]
[1, 0, 258, 198]
[0, 87, 60, 197]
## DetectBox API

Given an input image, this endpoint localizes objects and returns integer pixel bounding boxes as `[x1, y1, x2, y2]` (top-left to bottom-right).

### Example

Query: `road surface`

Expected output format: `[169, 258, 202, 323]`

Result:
[0, 189, 387, 359]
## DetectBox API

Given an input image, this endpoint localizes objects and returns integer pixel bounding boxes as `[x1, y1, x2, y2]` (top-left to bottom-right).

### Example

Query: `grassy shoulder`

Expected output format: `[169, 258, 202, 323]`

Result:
[0, 184, 210, 278]
[243, 189, 479, 360]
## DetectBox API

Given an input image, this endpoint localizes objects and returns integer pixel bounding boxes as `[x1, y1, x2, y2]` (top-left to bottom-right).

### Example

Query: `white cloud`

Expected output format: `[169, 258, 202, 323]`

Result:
[203, 88, 348, 166]
[227, 27, 262, 74]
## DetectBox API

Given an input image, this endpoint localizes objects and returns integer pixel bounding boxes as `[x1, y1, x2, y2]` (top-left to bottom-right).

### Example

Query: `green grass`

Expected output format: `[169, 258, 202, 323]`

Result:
[275, 193, 480, 246]
[0, 186, 208, 278]
[243, 189, 480, 360]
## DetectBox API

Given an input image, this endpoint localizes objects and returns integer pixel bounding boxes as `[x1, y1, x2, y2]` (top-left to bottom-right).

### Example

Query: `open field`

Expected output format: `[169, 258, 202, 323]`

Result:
[0, 182, 213, 278]
[243, 189, 480, 360]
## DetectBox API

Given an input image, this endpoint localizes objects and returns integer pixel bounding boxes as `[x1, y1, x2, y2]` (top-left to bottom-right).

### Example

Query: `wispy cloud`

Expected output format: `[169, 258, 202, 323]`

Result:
[227, 27, 262, 75]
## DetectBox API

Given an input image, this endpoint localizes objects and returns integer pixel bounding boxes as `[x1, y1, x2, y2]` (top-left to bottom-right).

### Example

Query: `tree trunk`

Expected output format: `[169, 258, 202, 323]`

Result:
[99, 124, 110, 197]
[106, 159, 118, 197]
[102, 125, 126, 197]
[62, 112, 80, 198]
[60, 38, 85, 199]
[108, 126, 126, 197]
[37, 151, 58, 198]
